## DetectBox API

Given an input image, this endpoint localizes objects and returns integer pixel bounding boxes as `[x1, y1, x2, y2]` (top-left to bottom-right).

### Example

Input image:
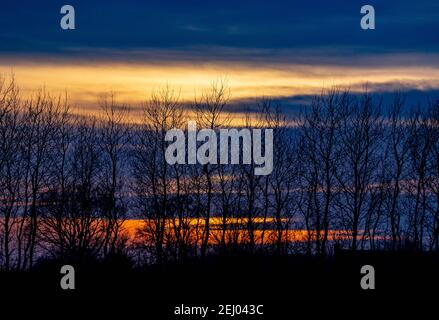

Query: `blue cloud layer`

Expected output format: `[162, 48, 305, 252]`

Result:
[1, 0, 438, 59]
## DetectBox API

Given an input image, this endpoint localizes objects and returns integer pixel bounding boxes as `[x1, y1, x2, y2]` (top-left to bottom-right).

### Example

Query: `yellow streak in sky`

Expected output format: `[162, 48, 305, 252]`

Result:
[1, 60, 439, 121]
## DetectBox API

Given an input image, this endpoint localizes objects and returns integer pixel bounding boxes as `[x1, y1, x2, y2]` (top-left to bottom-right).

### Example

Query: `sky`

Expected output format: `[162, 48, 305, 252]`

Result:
[0, 0, 438, 114]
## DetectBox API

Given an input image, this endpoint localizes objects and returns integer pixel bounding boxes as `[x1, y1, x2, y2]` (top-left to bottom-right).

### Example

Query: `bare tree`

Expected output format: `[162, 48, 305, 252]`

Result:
[406, 106, 435, 250]
[0, 75, 21, 270]
[298, 89, 345, 255]
[335, 91, 383, 251]
[383, 93, 410, 250]
[98, 93, 130, 257]
[195, 79, 230, 257]
[40, 117, 107, 260]
[428, 100, 439, 252]
[132, 87, 184, 263]
[17, 90, 61, 269]
[261, 100, 296, 254]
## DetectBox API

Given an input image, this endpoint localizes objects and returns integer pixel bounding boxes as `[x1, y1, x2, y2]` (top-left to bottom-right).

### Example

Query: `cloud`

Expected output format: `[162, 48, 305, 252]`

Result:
[1, 0, 438, 116]
[0, 0, 438, 56]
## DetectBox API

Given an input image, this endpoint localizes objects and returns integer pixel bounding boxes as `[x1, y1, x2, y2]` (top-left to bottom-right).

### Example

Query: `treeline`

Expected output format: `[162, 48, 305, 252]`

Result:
[1, 75, 439, 270]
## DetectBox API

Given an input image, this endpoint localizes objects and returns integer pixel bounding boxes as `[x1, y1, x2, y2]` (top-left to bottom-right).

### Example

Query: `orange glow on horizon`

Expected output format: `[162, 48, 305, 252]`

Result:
[121, 218, 357, 245]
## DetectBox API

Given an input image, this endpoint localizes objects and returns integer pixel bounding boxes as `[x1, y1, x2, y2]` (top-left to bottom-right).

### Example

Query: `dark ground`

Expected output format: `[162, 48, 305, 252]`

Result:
[0, 250, 437, 316]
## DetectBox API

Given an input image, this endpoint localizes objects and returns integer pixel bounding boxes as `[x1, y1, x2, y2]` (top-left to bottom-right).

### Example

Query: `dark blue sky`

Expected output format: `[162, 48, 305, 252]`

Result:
[1, 0, 438, 62]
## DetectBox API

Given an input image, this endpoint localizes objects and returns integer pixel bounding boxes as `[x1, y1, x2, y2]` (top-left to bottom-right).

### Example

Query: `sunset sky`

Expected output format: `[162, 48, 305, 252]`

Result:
[1, 0, 438, 114]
